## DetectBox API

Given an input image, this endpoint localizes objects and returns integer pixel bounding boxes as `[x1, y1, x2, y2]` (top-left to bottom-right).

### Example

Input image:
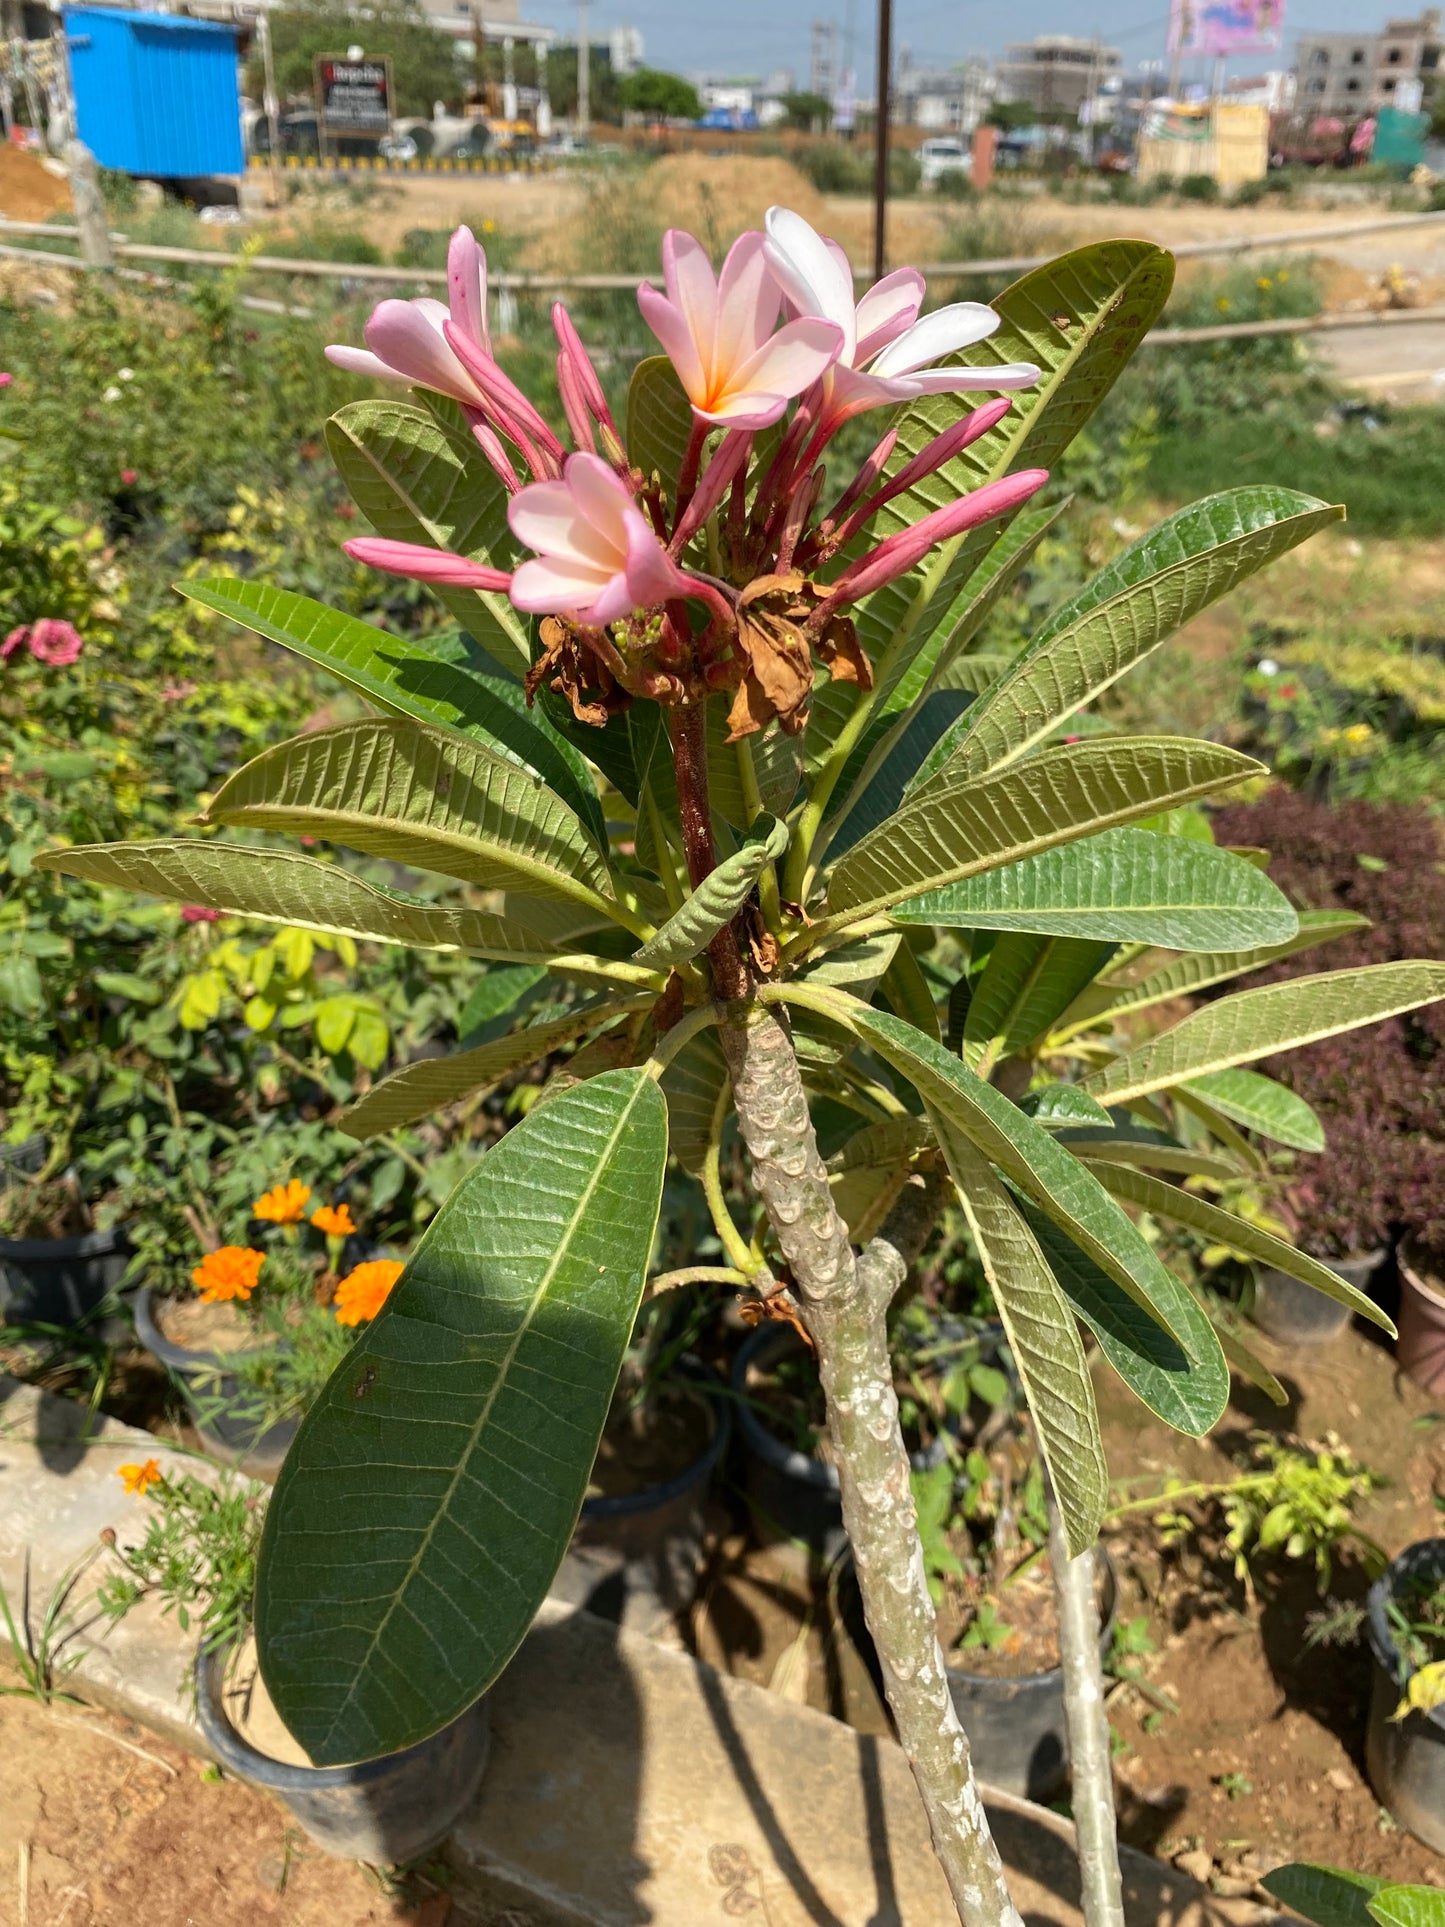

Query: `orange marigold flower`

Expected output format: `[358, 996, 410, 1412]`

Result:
[118, 1458, 162, 1496]
[333, 1259, 404, 1327]
[192, 1245, 266, 1304]
[311, 1203, 357, 1238]
[253, 1179, 312, 1225]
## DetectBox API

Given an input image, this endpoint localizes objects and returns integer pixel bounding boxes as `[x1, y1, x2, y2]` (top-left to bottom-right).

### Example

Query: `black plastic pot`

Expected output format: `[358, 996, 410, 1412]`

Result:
[0, 1136, 45, 1187]
[0, 1222, 131, 1328]
[1366, 1536, 1445, 1852]
[195, 1644, 489, 1861]
[556, 1356, 732, 1631]
[1252, 1250, 1382, 1346]
[942, 1548, 1118, 1801]
[133, 1285, 298, 1479]
[730, 1324, 951, 1559]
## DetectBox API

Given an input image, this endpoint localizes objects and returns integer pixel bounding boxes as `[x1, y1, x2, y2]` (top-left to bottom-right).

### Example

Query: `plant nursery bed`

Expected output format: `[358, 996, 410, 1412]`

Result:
[1096, 1315, 1445, 1886]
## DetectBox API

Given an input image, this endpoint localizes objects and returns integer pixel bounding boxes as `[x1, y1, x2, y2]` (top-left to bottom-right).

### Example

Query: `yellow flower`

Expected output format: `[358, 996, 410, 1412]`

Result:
[311, 1203, 357, 1238]
[482, 218, 496, 233]
[1257, 275, 1272, 290]
[118, 1458, 162, 1497]
[1216, 295, 1231, 312]
[192, 1246, 266, 1304]
[333, 1259, 404, 1326]
[253, 1179, 312, 1224]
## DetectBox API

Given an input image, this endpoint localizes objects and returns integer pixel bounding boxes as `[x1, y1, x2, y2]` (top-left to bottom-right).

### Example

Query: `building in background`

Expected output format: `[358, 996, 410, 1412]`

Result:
[994, 34, 1121, 116]
[1294, 11, 1440, 116]
[608, 24, 643, 77]
[413, 0, 553, 58]
[894, 52, 990, 132]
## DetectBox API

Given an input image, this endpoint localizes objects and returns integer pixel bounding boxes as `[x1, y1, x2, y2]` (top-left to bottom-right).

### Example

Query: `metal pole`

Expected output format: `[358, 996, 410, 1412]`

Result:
[577, 0, 589, 133]
[872, 0, 891, 282]
[257, 9, 283, 209]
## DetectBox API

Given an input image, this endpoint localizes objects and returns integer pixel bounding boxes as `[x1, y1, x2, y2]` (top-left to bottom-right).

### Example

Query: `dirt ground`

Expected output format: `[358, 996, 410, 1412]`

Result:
[0, 147, 70, 223]
[0, 1686, 451, 1926]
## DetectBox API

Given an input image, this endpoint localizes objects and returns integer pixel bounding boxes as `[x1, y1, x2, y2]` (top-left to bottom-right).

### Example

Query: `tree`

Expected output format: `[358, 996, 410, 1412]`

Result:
[246, 0, 464, 118]
[543, 43, 622, 123]
[47, 229, 1445, 1927]
[780, 89, 832, 131]
[619, 67, 702, 121]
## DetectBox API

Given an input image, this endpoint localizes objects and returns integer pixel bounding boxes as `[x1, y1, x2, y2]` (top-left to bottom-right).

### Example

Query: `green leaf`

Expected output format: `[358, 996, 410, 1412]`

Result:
[457, 965, 548, 1038]
[626, 357, 695, 506]
[204, 718, 621, 918]
[921, 489, 1341, 787]
[327, 399, 529, 675]
[1023, 1083, 1115, 1130]
[338, 1002, 644, 1139]
[32, 841, 591, 963]
[1084, 962, 1445, 1106]
[963, 933, 1115, 1065]
[180, 579, 605, 850]
[632, 816, 788, 970]
[1018, 1202, 1229, 1436]
[659, 1029, 729, 1175]
[840, 243, 1175, 717]
[892, 828, 1299, 952]
[255, 1068, 668, 1763]
[1095, 1163, 1394, 1334]
[1058, 910, 1371, 1034]
[1261, 1865, 1387, 1927]
[881, 938, 942, 1043]
[832, 999, 1217, 1373]
[313, 995, 358, 1056]
[930, 1112, 1107, 1555]
[1369, 1888, 1445, 1927]
[797, 932, 901, 998]
[814, 501, 1067, 809]
[826, 689, 975, 862]
[1180, 1068, 1324, 1151]
[824, 738, 1263, 928]
[1065, 1135, 1239, 1181]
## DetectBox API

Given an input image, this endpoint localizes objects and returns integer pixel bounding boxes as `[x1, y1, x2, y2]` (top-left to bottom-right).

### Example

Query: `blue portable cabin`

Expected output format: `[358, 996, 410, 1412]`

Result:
[62, 7, 244, 178]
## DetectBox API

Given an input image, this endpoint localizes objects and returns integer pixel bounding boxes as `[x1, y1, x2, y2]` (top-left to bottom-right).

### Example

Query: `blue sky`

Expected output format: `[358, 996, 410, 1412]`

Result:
[521, 0, 1395, 90]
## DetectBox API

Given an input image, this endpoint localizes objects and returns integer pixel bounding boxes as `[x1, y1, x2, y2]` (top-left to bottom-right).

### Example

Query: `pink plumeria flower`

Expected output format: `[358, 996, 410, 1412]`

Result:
[819, 468, 1049, 615]
[638, 230, 843, 430]
[508, 453, 696, 626]
[344, 537, 511, 591]
[763, 207, 1040, 429]
[325, 226, 492, 409]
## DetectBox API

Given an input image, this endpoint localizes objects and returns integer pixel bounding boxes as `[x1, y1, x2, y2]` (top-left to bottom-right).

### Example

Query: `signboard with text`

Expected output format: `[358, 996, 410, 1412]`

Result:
[314, 56, 393, 138]
[1169, 0, 1284, 58]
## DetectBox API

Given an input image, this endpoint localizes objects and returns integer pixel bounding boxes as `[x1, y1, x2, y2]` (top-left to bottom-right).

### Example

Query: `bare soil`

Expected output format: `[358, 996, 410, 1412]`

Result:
[1098, 1310, 1445, 1886]
[0, 1677, 450, 1925]
[0, 146, 71, 222]
[936, 1557, 1064, 1679]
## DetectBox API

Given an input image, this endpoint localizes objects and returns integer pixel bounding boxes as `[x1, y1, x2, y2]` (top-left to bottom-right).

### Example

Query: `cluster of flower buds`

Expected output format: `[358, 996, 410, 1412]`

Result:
[330, 210, 1048, 741]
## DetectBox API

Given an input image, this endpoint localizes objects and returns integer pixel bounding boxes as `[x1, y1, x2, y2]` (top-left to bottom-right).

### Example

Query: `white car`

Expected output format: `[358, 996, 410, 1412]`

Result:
[919, 137, 971, 186]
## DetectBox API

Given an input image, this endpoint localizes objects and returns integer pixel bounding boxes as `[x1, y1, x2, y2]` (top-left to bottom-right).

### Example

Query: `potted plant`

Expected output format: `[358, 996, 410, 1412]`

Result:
[1363, 1537, 1445, 1853]
[99, 1455, 489, 1861]
[41, 215, 1445, 1927]
[561, 1289, 732, 1628]
[132, 1179, 399, 1476]
[1247, 1143, 1395, 1345]
[0, 1163, 131, 1329]
[1396, 1168, 1445, 1394]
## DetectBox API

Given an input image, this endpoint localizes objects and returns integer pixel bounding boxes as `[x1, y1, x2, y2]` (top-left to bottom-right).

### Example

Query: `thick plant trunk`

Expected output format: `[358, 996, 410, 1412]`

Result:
[718, 1001, 1023, 1927]
[1046, 1488, 1125, 1927]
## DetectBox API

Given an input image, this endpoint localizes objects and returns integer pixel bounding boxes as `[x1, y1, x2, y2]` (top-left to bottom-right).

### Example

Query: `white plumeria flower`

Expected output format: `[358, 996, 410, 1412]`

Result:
[762, 205, 1040, 428]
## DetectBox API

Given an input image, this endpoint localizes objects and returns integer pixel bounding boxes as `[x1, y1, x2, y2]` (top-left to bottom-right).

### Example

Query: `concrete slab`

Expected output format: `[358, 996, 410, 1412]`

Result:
[0, 1379, 1269, 1927]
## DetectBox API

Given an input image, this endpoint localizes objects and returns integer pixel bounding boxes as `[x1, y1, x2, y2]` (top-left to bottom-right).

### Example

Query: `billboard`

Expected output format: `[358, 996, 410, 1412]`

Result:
[314, 56, 393, 136]
[1169, 0, 1284, 57]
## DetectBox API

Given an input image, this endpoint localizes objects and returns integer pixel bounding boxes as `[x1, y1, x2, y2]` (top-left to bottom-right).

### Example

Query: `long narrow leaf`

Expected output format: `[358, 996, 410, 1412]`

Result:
[327, 399, 529, 675]
[915, 488, 1341, 788]
[892, 827, 1298, 952]
[1084, 962, 1445, 1106]
[1097, 1163, 1394, 1333]
[1179, 1068, 1325, 1151]
[181, 578, 604, 848]
[31, 840, 591, 963]
[204, 717, 621, 916]
[632, 816, 788, 970]
[930, 1112, 1107, 1554]
[256, 1068, 668, 1762]
[823, 737, 1262, 927]
[338, 1002, 644, 1138]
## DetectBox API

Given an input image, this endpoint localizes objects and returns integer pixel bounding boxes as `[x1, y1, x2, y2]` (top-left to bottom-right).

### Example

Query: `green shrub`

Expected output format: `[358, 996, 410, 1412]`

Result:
[1177, 171, 1221, 201]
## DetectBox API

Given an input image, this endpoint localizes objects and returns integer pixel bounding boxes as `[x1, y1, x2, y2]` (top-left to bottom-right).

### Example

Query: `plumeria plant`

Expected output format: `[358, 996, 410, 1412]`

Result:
[39, 215, 1445, 1926]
